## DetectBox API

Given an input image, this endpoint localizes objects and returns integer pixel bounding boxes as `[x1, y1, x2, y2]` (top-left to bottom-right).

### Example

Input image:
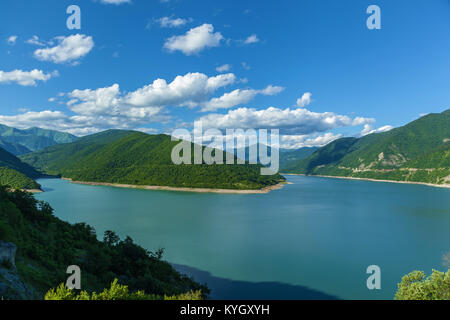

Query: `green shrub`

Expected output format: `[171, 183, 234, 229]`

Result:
[45, 279, 203, 301]
[395, 269, 450, 300]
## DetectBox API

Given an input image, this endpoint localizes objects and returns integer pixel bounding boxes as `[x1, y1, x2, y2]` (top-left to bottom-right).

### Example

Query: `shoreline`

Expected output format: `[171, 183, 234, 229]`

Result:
[282, 173, 450, 189]
[26, 189, 44, 193]
[62, 178, 287, 194]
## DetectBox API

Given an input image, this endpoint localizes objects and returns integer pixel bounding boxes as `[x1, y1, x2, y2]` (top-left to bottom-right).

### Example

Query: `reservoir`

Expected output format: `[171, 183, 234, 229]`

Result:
[35, 175, 450, 300]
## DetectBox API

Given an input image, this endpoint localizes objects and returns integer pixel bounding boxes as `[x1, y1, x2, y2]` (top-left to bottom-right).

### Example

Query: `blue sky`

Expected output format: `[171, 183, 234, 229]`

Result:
[0, 0, 449, 148]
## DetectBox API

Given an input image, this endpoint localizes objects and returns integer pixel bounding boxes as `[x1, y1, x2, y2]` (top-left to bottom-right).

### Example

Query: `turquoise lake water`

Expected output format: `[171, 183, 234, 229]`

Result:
[35, 176, 450, 300]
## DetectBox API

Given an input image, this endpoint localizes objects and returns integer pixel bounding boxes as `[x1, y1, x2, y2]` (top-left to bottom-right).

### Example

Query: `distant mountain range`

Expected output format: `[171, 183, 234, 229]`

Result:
[0, 124, 78, 189]
[20, 130, 285, 190]
[282, 109, 450, 186]
[0, 124, 77, 155]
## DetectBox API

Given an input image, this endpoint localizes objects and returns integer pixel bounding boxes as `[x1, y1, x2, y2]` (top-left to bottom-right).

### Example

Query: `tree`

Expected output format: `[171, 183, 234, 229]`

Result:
[395, 269, 450, 300]
[103, 230, 120, 247]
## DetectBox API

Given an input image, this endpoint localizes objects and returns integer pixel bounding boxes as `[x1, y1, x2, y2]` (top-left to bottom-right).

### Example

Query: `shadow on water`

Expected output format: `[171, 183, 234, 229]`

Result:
[173, 264, 339, 300]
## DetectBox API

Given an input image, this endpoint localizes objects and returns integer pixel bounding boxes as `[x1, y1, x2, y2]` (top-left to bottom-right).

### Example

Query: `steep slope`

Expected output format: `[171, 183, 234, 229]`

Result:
[0, 147, 41, 179]
[0, 147, 42, 189]
[0, 124, 78, 152]
[0, 167, 40, 190]
[21, 130, 285, 190]
[285, 110, 450, 185]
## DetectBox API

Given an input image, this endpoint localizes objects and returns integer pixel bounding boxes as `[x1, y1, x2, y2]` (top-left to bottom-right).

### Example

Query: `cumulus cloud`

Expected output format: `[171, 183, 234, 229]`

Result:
[157, 16, 191, 28]
[124, 72, 236, 108]
[296, 92, 312, 108]
[7, 35, 17, 45]
[360, 124, 393, 136]
[164, 24, 223, 55]
[216, 64, 231, 72]
[197, 107, 375, 135]
[34, 34, 94, 64]
[244, 34, 259, 44]
[0, 69, 57, 86]
[201, 85, 284, 112]
[280, 132, 342, 149]
[99, 0, 131, 4]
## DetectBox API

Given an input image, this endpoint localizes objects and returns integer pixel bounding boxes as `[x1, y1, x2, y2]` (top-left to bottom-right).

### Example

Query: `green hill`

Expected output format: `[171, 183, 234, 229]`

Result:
[0, 167, 40, 190]
[0, 124, 78, 153]
[0, 146, 42, 190]
[284, 110, 450, 185]
[21, 130, 285, 190]
[0, 188, 206, 299]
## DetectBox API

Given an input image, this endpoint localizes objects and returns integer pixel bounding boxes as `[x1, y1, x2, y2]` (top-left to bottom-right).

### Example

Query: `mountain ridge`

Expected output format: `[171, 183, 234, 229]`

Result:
[0, 124, 78, 154]
[282, 109, 450, 185]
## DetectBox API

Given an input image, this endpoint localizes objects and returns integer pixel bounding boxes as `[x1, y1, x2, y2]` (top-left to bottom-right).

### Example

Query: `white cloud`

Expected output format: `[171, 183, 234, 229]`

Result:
[200, 85, 285, 112]
[296, 92, 312, 108]
[259, 85, 284, 96]
[202, 89, 257, 111]
[157, 16, 191, 28]
[0, 69, 57, 86]
[244, 34, 259, 44]
[99, 0, 131, 4]
[197, 106, 375, 135]
[280, 132, 342, 149]
[164, 24, 223, 55]
[361, 124, 393, 136]
[68, 84, 122, 115]
[7, 35, 17, 45]
[125, 72, 236, 108]
[216, 64, 231, 72]
[34, 34, 94, 64]
[25, 35, 45, 46]
[0, 106, 166, 137]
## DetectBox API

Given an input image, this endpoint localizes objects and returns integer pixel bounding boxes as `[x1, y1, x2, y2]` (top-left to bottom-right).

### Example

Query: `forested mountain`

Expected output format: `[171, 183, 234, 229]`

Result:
[283, 110, 450, 185]
[0, 187, 206, 299]
[21, 130, 285, 190]
[0, 147, 41, 179]
[0, 147, 41, 190]
[0, 124, 78, 153]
